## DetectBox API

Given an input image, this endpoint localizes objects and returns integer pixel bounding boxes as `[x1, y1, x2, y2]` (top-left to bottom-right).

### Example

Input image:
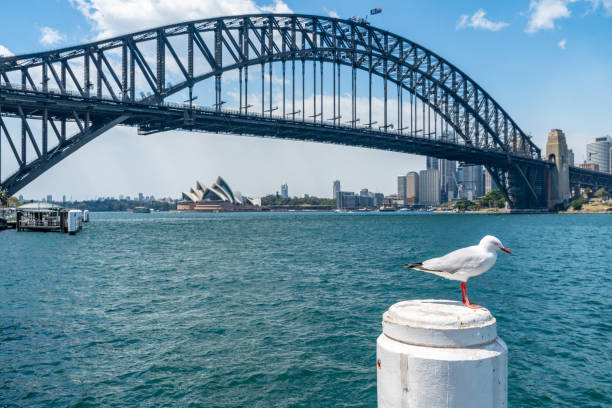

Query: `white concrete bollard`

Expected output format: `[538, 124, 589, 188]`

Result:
[377, 299, 507, 408]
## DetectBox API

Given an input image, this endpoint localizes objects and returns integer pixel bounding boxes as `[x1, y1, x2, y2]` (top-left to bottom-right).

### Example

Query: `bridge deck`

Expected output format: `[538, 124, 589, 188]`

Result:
[0, 87, 546, 169]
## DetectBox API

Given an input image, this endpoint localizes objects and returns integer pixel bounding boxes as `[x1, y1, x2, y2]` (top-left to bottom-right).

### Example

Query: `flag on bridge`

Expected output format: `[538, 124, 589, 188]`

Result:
[370, 7, 382, 15]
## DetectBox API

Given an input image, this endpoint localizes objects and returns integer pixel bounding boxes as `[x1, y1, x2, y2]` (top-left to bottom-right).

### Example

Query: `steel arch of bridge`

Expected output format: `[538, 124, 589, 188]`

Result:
[0, 13, 544, 205]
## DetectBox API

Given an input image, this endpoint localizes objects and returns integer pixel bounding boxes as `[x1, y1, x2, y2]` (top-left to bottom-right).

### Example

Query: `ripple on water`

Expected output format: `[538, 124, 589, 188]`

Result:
[1, 212, 611, 407]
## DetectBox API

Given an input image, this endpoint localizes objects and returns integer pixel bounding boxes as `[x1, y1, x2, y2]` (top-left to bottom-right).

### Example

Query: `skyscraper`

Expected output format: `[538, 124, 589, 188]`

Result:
[426, 156, 438, 170]
[419, 169, 441, 206]
[426, 156, 456, 202]
[280, 183, 288, 198]
[567, 149, 575, 167]
[397, 175, 407, 205]
[586, 136, 612, 173]
[406, 172, 419, 204]
[333, 180, 340, 200]
[461, 165, 484, 200]
[484, 170, 499, 194]
[46, 194, 53, 203]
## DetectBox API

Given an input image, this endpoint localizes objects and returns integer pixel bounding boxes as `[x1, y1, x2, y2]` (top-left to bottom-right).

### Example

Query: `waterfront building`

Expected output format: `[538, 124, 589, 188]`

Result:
[280, 183, 288, 198]
[397, 175, 407, 205]
[179, 176, 259, 212]
[406, 172, 419, 205]
[580, 161, 600, 171]
[383, 194, 402, 207]
[373, 193, 384, 208]
[586, 135, 612, 173]
[333, 180, 340, 201]
[358, 195, 374, 208]
[337, 191, 357, 209]
[419, 169, 441, 206]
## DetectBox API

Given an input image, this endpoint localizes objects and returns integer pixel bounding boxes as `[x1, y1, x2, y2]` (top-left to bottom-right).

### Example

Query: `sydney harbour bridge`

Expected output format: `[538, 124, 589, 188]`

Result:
[1, 13, 611, 208]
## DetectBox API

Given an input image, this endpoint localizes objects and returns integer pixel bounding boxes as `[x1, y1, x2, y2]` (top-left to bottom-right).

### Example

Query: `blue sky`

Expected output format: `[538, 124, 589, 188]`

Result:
[1, 0, 611, 200]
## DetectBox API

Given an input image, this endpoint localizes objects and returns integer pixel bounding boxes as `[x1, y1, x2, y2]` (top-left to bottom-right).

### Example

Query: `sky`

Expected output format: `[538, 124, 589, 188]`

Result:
[1, 0, 611, 200]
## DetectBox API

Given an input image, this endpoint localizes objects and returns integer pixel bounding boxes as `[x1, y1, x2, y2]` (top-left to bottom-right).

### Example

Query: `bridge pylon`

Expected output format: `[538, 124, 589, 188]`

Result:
[545, 129, 570, 208]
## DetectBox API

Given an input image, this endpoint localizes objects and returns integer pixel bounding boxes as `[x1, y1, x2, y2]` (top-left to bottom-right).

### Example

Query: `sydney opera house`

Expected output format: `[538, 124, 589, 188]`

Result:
[178, 176, 261, 212]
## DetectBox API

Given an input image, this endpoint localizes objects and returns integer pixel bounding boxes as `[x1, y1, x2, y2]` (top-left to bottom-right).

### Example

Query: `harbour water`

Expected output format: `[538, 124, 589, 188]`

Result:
[1, 212, 610, 407]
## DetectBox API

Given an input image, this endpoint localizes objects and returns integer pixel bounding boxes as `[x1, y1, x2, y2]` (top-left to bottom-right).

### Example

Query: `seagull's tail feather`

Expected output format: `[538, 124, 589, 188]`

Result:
[404, 263, 443, 273]
[404, 262, 423, 269]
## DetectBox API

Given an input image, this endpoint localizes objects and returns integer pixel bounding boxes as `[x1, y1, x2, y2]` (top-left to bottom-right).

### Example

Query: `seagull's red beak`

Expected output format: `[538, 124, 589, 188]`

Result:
[500, 247, 512, 254]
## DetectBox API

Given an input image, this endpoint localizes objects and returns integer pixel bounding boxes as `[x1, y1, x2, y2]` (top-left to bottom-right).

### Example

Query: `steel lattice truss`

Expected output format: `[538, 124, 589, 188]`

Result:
[2, 13, 607, 206]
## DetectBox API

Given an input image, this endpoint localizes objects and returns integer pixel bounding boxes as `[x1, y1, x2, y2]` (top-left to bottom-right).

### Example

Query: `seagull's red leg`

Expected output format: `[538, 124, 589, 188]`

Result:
[461, 282, 482, 309]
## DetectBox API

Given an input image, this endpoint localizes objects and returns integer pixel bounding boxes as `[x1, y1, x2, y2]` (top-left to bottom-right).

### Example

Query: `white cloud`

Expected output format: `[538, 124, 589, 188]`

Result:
[40, 26, 65, 45]
[456, 9, 509, 31]
[0, 44, 14, 57]
[557, 38, 567, 49]
[588, 0, 612, 15]
[525, 0, 572, 33]
[70, 0, 292, 40]
[323, 7, 340, 19]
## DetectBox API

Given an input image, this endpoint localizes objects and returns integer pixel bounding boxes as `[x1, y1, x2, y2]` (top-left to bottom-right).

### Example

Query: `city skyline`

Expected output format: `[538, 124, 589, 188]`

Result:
[1, 0, 611, 200]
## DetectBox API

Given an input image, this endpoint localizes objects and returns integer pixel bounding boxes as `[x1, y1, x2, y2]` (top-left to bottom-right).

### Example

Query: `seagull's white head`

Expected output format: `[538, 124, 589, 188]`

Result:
[479, 235, 512, 254]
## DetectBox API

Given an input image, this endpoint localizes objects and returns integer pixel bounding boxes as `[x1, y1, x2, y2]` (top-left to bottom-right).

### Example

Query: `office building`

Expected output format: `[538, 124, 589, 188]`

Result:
[580, 162, 599, 172]
[357, 189, 375, 208]
[373, 193, 384, 208]
[461, 165, 484, 200]
[333, 180, 341, 200]
[397, 175, 407, 205]
[419, 169, 441, 206]
[568, 149, 575, 167]
[337, 191, 357, 209]
[484, 170, 499, 194]
[46, 195, 53, 203]
[280, 183, 288, 199]
[586, 136, 612, 174]
[405, 172, 419, 204]
[426, 156, 438, 171]
[426, 156, 456, 202]
[138, 192, 144, 201]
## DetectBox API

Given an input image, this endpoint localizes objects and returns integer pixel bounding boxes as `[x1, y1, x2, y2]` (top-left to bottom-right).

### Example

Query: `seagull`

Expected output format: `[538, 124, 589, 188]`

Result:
[404, 235, 511, 309]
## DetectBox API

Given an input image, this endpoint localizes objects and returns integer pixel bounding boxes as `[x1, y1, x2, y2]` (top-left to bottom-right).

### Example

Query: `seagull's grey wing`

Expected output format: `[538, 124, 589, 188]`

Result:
[421, 246, 486, 274]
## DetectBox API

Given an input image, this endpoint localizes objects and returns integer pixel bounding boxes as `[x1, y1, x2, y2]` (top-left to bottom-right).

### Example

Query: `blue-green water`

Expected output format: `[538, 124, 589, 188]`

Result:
[1, 212, 610, 407]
